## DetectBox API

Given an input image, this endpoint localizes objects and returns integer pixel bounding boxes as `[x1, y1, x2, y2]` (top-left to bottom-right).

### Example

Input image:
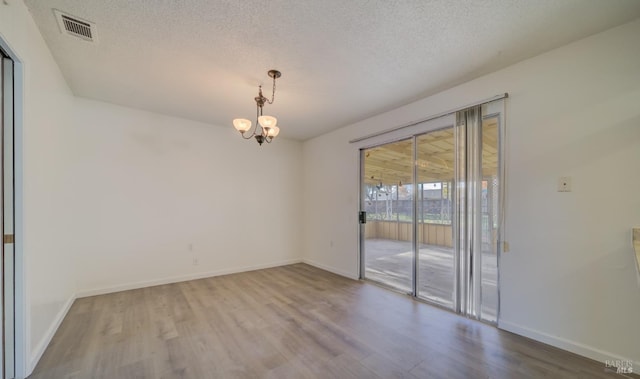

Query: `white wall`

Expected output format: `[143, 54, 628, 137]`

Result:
[0, 0, 78, 375]
[2, 1, 304, 376]
[303, 19, 640, 366]
[71, 98, 303, 296]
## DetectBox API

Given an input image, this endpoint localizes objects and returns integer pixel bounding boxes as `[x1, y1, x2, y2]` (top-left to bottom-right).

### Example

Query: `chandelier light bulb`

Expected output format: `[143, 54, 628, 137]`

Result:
[267, 126, 280, 138]
[258, 115, 277, 128]
[233, 118, 252, 133]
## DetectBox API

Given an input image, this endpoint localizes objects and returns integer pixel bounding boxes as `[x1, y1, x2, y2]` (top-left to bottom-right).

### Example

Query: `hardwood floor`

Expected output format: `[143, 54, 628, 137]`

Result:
[30, 264, 635, 379]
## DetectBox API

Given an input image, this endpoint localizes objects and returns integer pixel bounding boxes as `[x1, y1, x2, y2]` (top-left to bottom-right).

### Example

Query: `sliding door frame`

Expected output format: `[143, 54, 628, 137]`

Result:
[358, 114, 456, 298]
[358, 113, 455, 283]
[357, 99, 505, 325]
[411, 135, 418, 297]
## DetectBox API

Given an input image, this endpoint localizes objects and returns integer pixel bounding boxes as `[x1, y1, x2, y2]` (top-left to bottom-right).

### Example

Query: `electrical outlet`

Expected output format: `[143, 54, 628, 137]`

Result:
[503, 241, 510, 253]
[192, 257, 199, 266]
[558, 176, 572, 192]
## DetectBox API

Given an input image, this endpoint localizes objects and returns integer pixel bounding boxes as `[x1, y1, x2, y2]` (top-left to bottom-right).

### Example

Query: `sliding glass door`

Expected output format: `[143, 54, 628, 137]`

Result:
[416, 128, 456, 309]
[359, 100, 503, 323]
[362, 139, 414, 293]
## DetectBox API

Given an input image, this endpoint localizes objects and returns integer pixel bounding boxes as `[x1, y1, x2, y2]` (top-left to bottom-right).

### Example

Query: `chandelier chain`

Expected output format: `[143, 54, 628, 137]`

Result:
[266, 75, 276, 104]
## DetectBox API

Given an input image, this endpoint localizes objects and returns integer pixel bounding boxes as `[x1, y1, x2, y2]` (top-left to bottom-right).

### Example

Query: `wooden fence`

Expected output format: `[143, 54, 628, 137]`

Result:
[365, 220, 453, 248]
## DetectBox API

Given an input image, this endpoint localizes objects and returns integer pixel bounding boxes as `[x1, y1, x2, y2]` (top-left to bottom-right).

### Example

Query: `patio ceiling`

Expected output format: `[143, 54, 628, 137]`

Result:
[363, 118, 498, 185]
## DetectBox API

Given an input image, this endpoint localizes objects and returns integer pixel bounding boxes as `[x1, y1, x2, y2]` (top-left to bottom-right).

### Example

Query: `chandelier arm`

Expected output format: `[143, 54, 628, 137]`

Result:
[240, 130, 256, 140]
[237, 102, 260, 140]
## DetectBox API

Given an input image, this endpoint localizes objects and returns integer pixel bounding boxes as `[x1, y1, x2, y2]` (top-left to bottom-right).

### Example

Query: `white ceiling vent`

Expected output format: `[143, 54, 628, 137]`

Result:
[54, 9, 97, 42]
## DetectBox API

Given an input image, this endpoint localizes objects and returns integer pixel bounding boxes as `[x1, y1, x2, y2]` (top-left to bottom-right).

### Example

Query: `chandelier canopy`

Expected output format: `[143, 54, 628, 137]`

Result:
[233, 70, 282, 145]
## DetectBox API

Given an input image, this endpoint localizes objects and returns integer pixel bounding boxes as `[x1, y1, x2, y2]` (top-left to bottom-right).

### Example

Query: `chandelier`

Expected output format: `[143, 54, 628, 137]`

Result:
[232, 69, 282, 145]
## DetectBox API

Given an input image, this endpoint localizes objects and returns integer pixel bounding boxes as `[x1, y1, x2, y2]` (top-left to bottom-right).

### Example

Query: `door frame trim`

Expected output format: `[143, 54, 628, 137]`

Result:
[0, 35, 26, 379]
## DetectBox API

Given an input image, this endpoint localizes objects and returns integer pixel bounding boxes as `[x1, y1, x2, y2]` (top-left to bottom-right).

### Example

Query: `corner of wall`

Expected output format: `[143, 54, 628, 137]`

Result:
[303, 258, 359, 280]
[27, 294, 76, 376]
[498, 320, 640, 370]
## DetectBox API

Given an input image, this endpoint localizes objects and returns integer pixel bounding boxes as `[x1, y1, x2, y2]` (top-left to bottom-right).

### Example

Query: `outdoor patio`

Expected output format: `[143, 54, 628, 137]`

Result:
[364, 238, 498, 321]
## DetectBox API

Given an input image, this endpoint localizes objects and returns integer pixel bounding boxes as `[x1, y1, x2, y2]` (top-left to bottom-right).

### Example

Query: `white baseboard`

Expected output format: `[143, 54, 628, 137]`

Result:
[302, 259, 359, 280]
[76, 258, 303, 298]
[499, 320, 640, 369]
[28, 294, 76, 377]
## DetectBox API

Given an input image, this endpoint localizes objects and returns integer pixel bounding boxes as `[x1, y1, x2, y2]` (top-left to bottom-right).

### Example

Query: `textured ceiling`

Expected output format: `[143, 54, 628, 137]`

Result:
[24, 0, 640, 140]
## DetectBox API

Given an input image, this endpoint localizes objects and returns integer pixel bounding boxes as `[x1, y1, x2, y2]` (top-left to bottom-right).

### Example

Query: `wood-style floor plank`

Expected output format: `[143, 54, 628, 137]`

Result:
[29, 264, 637, 379]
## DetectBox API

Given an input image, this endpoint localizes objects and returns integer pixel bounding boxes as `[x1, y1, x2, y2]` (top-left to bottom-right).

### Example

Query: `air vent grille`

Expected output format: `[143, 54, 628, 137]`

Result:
[54, 10, 97, 42]
[62, 15, 92, 40]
